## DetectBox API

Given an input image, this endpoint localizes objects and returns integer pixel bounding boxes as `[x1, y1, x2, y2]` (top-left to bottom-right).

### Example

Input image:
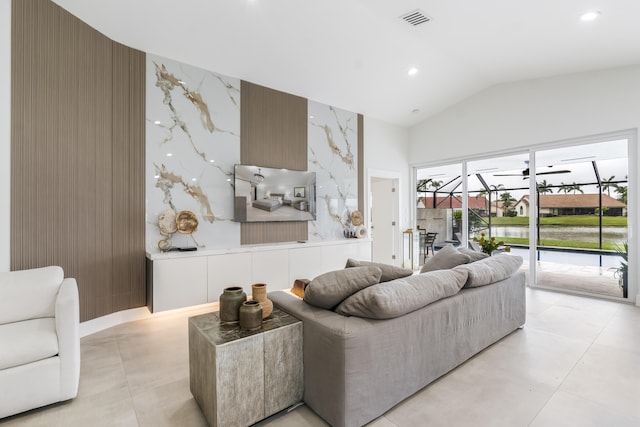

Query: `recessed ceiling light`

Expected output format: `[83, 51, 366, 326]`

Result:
[309, 115, 315, 119]
[408, 67, 419, 76]
[209, 159, 215, 163]
[153, 120, 161, 125]
[580, 11, 601, 21]
[166, 153, 173, 157]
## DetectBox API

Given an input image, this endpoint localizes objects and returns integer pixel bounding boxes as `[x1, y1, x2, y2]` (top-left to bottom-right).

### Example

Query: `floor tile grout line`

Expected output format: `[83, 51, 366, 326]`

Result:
[113, 327, 142, 427]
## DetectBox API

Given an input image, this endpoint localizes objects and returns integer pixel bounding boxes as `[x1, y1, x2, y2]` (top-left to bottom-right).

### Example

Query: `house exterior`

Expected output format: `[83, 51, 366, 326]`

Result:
[514, 194, 627, 217]
[417, 196, 489, 214]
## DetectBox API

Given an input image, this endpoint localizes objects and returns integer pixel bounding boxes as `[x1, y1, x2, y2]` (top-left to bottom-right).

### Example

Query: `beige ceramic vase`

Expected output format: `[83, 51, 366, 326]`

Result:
[251, 283, 273, 319]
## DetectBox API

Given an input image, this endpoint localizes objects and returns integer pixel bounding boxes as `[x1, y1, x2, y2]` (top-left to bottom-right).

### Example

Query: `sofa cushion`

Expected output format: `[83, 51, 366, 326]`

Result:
[454, 254, 523, 288]
[345, 259, 413, 283]
[334, 269, 469, 319]
[0, 266, 63, 325]
[0, 318, 59, 370]
[420, 244, 470, 273]
[304, 266, 382, 309]
[457, 247, 490, 262]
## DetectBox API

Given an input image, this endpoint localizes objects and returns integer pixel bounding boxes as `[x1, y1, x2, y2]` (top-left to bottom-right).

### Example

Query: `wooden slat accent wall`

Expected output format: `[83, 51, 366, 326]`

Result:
[11, 0, 146, 321]
[240, 81, 308, 244]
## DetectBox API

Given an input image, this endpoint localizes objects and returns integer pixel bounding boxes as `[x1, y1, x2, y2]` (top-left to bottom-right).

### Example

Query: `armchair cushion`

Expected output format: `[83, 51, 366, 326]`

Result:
[0, 267, 80, 418]
[0, 318, 58, 370]
[0, 266, 64, 324]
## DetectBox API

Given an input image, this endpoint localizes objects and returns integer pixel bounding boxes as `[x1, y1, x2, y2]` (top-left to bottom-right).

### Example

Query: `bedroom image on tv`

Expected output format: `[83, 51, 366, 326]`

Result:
[234, 164, 317, 223]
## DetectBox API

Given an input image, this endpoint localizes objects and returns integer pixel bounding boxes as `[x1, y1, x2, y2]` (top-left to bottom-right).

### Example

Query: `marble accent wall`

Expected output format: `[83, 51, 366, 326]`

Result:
[147, 56, 360, 249]
[308, 101, 359, 240]
[146, 54, 241, 252]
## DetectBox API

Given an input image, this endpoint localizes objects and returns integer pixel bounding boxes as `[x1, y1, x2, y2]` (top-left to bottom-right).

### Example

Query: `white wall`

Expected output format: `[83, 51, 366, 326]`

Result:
[364, 117, 411, 229]
[364, 117, 410, 266]
[408, 65, 640, 304]
[0, 0, 11, 272]
[409, 65, 640, 161]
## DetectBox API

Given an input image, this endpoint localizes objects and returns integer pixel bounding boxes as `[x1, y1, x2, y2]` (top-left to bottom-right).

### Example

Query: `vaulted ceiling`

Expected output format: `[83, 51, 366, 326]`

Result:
[53, 0, 640, 127]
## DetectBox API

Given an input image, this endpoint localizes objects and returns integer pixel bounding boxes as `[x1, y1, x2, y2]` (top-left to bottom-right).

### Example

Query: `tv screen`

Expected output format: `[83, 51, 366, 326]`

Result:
[234, 164, 317, 223]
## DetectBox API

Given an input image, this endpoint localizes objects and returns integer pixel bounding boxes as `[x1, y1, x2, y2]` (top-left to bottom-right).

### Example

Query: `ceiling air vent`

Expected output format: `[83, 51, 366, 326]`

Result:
[400, 9, 431, 26]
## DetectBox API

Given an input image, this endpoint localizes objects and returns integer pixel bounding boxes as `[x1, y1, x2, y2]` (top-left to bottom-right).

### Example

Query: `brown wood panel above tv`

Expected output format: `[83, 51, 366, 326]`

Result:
[240, 81, 309, 243]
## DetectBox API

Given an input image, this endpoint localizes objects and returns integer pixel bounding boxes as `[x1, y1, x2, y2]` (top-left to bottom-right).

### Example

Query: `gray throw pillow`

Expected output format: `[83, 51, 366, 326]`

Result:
[453, 254, 523, 288]
[335, 268, 469, 319]
[345, 259, 413, 282]
[304, 266, 382, 309]
[420, 244, 470, 273]
[458, 247, 490, 262]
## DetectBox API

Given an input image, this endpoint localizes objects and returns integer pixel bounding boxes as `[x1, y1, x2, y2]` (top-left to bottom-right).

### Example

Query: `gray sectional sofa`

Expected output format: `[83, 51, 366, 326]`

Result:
[269, 250, 526, 427]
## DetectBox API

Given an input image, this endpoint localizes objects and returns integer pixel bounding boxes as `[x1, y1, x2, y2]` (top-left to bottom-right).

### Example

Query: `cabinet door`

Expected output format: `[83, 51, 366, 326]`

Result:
[320, 241, 373, 273]
[153, 257, 207, 312]
[207, 253, 252, 302]
[251, 250, 289, 291]
[289, 246, 324, 284]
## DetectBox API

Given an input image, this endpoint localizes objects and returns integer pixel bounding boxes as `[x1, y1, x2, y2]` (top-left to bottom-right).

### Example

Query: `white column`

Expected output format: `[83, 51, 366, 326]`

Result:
[0, 0, 11, 272]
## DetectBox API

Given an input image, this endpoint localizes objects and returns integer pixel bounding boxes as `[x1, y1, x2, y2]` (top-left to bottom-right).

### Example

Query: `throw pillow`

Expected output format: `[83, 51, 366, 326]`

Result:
[345, 259, 413, 282]
[458, 247, 490, 262]
[453, 254, 523, 288]
[420, 244, 470, 273]
[334, 268, 469, 319]
[303, 266, 382, 309]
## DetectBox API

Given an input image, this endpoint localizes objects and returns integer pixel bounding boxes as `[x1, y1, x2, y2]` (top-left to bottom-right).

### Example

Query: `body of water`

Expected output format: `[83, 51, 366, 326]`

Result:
[491, 225, 627, 245]
[508, 247, 622, 268]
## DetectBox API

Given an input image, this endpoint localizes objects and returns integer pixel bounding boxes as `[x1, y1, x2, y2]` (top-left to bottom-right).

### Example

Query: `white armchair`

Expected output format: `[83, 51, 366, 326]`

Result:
[0, 266, 80, 419]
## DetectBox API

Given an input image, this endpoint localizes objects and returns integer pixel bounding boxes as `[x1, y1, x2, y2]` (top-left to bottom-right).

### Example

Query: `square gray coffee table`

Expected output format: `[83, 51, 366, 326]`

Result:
[188, 309, 303, 427]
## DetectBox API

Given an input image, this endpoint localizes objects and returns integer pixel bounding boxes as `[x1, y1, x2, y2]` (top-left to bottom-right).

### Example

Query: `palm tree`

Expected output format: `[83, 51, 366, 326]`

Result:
[536, 179, 553, 195]
[601, 176, 616, 196]
[558, 182, 583, 194]
[569, 182, 584, 194]
[430, 180, 443, 191]
[499, 192, 516, 215]
[535, 180, 553, 244]
[615, 185, 628, 204]
[489, 184, 505, 204]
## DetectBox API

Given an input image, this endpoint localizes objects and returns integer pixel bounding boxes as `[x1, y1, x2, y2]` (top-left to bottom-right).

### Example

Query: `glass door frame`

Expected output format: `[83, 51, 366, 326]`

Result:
[412, 129, 636, 303]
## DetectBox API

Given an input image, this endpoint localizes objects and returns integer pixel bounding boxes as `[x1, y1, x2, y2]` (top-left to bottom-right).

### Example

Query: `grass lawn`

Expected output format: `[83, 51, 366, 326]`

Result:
[489, 215, 627, 227]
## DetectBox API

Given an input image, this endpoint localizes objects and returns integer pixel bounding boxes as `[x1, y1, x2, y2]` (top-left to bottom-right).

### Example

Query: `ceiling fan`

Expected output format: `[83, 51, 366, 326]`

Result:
[493, 161, 570, 177]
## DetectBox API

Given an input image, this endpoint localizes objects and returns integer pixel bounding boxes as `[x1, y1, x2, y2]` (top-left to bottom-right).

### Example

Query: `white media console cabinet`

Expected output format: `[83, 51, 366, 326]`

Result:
[146, 239, 372, 312]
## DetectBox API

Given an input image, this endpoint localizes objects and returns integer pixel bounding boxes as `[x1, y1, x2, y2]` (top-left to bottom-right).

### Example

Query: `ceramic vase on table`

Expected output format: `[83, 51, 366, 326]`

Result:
[251, 283, 273, 319]
[239, 301, 263, 331]
[219, 286, 246, 322]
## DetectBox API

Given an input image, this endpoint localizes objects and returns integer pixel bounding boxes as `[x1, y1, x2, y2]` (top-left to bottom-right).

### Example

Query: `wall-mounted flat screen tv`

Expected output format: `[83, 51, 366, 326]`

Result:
[234, 164, 317, 222]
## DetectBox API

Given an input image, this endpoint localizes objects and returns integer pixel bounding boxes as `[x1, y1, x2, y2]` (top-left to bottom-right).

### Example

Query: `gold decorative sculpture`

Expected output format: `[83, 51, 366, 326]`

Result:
[157, 209, 177, 251]
[350, 210, 364, 226]
[158, 209, 178, 235]
[156, 209, 200, 252]
[176, 210, 199, 234]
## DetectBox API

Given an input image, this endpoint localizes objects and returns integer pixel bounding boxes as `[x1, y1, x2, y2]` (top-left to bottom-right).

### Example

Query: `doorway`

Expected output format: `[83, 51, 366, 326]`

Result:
[370, 175, 400, 265]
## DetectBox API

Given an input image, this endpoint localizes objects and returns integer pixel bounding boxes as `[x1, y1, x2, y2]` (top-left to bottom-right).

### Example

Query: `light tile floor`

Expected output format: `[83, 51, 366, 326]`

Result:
[2, 288, 639, 427]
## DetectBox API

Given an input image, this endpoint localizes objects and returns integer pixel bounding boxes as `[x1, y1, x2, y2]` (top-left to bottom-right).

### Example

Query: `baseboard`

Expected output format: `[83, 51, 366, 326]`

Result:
[79, 307, 153, 338]
[636, 293, 640, 307]
[79, 302, 220, 338]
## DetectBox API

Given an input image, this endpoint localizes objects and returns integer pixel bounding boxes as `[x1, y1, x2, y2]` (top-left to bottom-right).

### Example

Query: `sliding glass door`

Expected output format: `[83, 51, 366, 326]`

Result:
[532, 139, 629, 298]
[415, 135, 631, 301]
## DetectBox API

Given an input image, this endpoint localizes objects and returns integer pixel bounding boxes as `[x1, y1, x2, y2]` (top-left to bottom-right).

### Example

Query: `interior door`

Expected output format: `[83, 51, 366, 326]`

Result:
[371, 178, 397, 264]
